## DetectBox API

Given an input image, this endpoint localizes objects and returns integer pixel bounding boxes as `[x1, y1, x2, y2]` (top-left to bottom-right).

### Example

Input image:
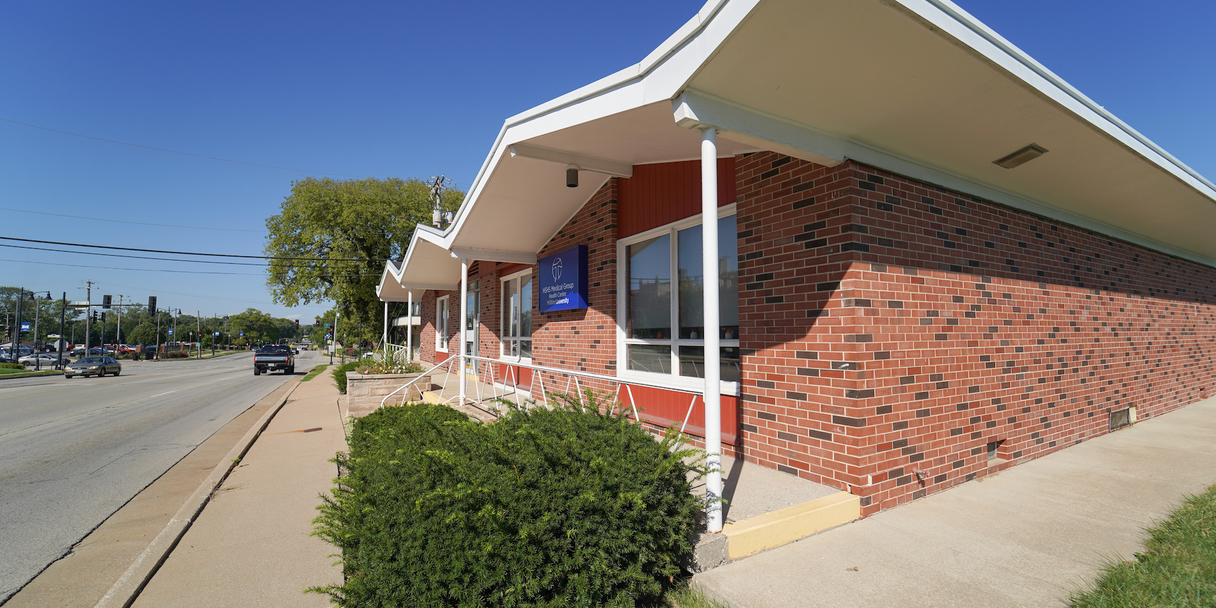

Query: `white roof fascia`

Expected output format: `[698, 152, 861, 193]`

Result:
[896, 0, 1216, 201]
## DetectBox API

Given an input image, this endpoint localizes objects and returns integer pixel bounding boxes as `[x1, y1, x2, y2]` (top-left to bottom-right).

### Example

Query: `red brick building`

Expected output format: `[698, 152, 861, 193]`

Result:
[378, 0, 1216, 521]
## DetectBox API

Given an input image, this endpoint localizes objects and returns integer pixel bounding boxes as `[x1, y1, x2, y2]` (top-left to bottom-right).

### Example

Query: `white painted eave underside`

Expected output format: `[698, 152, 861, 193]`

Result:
[396, 0, 1216, 290]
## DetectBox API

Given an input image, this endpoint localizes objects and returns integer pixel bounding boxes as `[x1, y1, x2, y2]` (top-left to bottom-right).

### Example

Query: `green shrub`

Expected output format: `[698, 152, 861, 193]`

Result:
[165, 350, 190, 359]
[331, 359, 367, 394]
[0, 362, 23, 370]
[312, 393, 702, 607]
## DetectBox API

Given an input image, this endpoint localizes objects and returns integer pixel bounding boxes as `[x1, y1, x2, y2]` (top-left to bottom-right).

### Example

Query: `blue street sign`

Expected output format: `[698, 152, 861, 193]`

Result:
[20, 322, 30, 331]
[168, 329, 173, 335]
[239, 332, 244, 337]
[214, 331, 220, 336]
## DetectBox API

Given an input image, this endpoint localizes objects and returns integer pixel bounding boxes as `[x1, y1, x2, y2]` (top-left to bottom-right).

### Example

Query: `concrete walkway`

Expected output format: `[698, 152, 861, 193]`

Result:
[131, 372, 345, 607]
[694, 397, 1216, 608]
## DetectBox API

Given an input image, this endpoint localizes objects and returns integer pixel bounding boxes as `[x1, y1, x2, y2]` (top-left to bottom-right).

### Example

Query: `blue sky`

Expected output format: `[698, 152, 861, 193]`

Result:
[2, 0, 1212, 324]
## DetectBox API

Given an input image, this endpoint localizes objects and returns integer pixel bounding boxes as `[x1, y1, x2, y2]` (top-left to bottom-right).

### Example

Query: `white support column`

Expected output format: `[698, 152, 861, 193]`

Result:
[407, 289, 414, 363]
[459, 258, 469, 404]
[382, 301, 388, 347]
[701, 126, 724, 533]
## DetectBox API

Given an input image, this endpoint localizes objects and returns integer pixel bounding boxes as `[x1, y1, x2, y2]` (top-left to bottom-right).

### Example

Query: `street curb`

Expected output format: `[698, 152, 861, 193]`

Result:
[93, 376, 305, 608]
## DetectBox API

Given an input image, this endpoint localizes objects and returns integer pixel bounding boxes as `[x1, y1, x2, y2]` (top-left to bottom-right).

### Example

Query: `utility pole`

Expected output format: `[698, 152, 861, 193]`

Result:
[115, 295, 124, 356]
[12, 287, 22, 357]
[196, 310, 201, 359]
[155, 310, 162, 361]
[58, 293, 66, 368]
[85, 281, 95, 353]
[32, 293, 41, 369]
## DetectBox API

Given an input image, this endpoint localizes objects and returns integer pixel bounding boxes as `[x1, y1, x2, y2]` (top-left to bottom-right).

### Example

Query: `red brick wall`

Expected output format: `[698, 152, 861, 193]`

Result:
[415, 150, 1216, 518]
[735, 152, 1216, 516]
[531, 180, 621, 397]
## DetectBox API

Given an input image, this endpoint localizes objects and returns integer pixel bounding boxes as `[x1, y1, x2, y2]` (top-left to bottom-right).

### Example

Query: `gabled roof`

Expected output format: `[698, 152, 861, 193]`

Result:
[384, 0, 1216, 299]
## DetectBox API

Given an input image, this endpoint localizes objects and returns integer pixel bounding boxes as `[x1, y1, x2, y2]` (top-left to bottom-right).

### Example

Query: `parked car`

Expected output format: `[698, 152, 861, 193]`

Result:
[63, 356, 122, 378]
[19, 353, 65, 368]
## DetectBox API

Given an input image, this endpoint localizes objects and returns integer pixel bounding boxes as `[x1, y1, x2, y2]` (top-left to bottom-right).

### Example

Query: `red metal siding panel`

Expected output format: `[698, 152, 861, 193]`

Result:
[618, 158, 737, 238]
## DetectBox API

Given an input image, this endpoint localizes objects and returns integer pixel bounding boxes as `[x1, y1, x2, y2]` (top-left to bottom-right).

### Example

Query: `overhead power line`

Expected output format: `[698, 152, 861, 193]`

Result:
[0, 235, 390, 262]
[0, 205, 261, 232]
[0, 117, 373, 178]
[0, 242, 372, 268]
[0, 257, 382, 277]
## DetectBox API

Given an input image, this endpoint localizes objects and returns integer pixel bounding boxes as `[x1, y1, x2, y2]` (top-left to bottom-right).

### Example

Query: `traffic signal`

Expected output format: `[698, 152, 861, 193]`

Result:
[295, 319, 300, 327]
[93, 311, 99, 322]
[102, 295, 112, 309]
[100, 312, 107, 322]
[148, 296, 157, 315]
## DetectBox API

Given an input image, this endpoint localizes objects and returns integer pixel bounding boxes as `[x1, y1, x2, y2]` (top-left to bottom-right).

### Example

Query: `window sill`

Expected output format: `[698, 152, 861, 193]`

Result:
[618, 370, 741, 396]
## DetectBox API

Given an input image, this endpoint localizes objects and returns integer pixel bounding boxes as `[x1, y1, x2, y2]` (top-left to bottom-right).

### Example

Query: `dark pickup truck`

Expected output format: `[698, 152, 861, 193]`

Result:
[253, 345, 294, 375]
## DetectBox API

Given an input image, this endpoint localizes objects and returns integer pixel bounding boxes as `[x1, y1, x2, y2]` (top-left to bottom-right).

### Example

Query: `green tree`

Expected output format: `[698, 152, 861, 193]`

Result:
[263, 177, 462, 345]
[1, 288, 82, 346]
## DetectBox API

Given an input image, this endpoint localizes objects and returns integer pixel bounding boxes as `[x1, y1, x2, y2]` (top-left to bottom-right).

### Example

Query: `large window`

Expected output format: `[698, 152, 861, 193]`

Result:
[619, 207, 740, 386]
[435, 296, 449, 352]
[501, 271, 533, 359]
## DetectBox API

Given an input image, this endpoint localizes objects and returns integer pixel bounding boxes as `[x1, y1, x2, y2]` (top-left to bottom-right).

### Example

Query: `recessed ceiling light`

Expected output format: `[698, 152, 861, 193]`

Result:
[993, 143, 1048, 169]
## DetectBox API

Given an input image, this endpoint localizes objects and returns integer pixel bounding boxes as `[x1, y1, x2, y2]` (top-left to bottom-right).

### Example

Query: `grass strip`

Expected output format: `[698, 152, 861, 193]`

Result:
[0, 369, 63, 378]
[1070, 483, 1216, 607]
[300, 364, 328, 382]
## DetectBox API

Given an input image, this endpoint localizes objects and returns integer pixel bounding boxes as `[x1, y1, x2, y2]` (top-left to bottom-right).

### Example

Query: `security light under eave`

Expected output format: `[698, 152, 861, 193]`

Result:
[994, 143, 1048, 169]
[566, 164, 579, 188]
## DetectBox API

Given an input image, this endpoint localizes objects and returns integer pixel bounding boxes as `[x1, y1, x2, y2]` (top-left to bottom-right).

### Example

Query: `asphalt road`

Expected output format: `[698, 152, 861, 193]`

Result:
[0, 350, 323, 603]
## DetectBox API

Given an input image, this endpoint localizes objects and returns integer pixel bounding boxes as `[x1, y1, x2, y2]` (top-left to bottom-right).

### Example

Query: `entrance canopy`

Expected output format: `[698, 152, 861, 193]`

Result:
[386, 0, 1216, 290]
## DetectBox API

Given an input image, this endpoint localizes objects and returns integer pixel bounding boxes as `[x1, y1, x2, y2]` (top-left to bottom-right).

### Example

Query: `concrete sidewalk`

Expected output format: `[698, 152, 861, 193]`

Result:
[130, 372, 345, 607]
[694, 397, 1216, 607]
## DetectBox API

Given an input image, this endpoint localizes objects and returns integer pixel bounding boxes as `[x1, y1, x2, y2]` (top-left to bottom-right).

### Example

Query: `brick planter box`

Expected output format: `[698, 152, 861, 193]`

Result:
[344, 372, 432, 420]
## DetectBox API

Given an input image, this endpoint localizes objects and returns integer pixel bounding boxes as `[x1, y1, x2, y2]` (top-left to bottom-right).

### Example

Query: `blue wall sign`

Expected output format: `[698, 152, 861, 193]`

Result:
[538, 245, 589, 313]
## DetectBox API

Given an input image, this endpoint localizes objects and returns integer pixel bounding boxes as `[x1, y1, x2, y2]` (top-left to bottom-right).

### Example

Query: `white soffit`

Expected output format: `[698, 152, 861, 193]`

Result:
[686, 0, 1216, 263]
[412, 0, 1216, 277]
[376, 259, 411, 302]
[397, 229, 460, 292]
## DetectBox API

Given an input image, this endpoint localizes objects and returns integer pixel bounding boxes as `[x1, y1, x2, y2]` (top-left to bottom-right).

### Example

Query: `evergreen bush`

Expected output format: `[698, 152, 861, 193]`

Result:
[331, 359, 367, 394]
[1, 362, 23, 370]
[312, 393, 701, 607]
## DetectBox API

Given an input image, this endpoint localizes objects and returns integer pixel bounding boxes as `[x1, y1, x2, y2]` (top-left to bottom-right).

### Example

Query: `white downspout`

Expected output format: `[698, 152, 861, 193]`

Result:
[701, 126, 723, 533]
[459, 258, 468, 404]
[407, 289, 413, 363]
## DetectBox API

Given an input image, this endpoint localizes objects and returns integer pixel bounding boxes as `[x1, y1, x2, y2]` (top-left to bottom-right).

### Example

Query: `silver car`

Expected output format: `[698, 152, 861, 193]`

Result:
[64, 356, 122, 378]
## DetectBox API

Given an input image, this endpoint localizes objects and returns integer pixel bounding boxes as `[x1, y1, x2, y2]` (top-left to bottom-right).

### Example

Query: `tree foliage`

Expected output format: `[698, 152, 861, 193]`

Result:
[264, 177, 462, 345]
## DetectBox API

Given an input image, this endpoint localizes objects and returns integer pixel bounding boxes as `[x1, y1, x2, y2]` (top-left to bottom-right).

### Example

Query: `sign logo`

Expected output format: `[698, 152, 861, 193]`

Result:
[551, 257, 563, 281]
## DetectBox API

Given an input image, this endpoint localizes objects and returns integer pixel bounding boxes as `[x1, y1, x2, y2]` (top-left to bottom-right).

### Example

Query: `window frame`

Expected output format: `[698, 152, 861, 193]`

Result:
[499, 268, 533, 362]
[435, 295, 449, 353]
[615, 203, 740, 394]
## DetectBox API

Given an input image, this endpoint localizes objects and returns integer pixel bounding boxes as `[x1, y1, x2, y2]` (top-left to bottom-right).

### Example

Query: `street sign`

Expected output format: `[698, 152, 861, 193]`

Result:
[20, 322, 30, 331]
[167, 329, 174, 335]
[214, 331, 220, 336]
[71, 301, 90, 308]
[239, 332, 244, 337]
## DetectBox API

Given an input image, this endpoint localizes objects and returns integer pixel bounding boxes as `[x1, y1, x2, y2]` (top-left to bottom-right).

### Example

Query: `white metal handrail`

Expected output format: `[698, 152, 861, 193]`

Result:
[378, 353, 710, 436]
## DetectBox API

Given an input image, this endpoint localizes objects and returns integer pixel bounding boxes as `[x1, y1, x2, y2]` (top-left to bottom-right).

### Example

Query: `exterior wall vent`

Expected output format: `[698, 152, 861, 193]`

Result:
[986, 439, 1006, 464]
[1110, 406, 1137, 431]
